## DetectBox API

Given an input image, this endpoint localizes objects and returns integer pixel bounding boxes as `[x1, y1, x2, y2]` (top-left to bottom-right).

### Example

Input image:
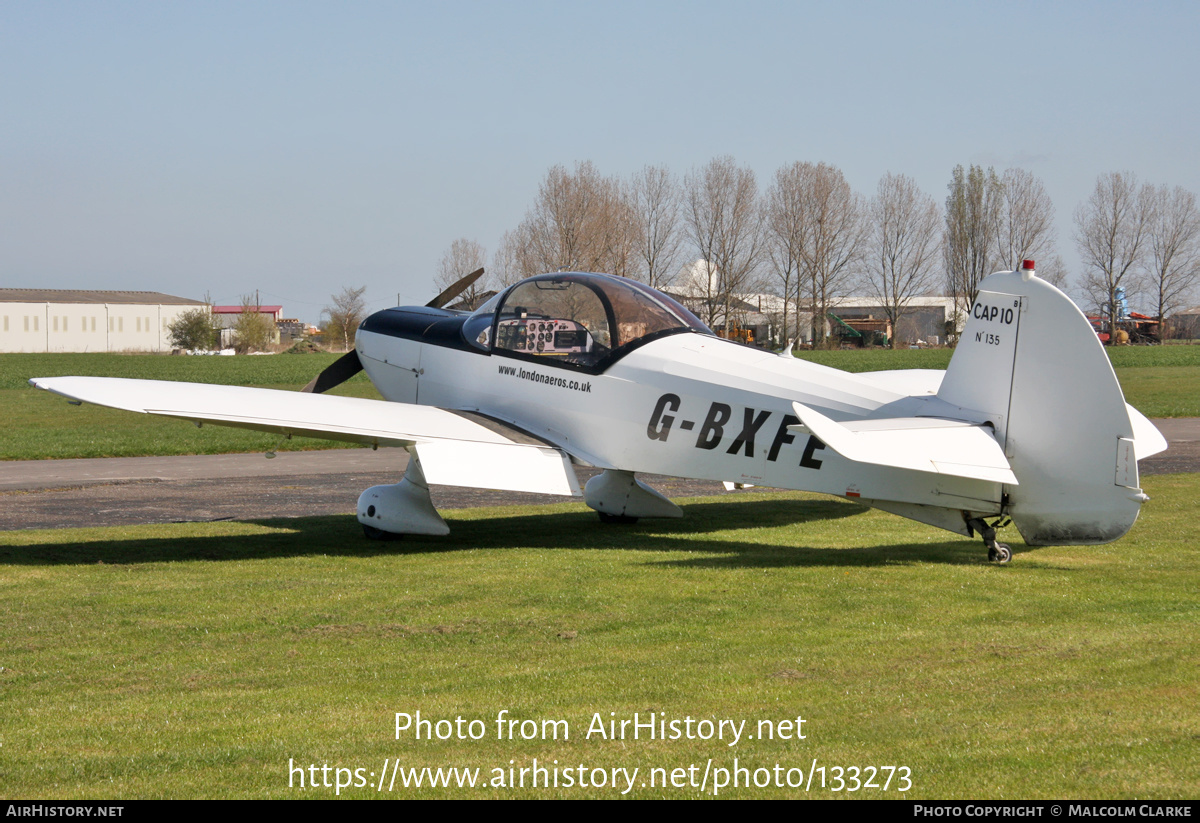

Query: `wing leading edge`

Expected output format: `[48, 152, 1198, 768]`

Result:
[29, 376, 581, 497]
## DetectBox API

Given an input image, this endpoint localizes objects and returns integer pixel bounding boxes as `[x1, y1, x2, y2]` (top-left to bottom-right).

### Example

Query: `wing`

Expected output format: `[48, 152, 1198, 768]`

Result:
[30, 376, 581, 496]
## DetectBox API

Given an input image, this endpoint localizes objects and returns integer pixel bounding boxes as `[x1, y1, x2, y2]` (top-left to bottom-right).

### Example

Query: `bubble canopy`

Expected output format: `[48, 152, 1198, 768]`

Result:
[462, 272, 712, 372]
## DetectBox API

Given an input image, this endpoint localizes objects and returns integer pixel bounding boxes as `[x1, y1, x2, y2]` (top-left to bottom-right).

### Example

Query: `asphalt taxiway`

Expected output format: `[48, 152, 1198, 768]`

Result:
[0, 449, 732, 530]
[1, 419, 1195, 531]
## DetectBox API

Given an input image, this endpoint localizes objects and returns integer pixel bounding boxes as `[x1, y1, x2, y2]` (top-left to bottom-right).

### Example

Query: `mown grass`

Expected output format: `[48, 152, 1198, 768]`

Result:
[1110, 368, 1200, 418]
[0, 352, 377, 390]
[0, 353, 380, 460]
[791, 346, 1200, 417]
[793, 341, 1200, 371]
[0, 477, 1196, 799]
[1, 347, 1196, 461]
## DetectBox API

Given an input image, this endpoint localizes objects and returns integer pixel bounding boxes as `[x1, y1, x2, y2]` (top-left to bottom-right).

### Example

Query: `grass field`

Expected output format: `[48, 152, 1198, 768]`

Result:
[0, 353, 381, 460]
[792, 347, 1200, 419]
[0, 476, 1196, 799]
[1, 348, 1195, 799]
[1, 346, 1198, 461]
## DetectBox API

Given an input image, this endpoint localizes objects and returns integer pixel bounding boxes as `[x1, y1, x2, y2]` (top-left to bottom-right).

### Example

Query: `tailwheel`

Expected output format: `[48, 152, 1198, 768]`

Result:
[362, 525, 401, 541]
[969, 516, 1013, 564]
[597, 512, 639, 525]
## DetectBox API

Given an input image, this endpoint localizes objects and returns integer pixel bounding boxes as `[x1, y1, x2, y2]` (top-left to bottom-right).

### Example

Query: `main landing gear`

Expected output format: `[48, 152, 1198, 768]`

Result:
[585, 470, 683, 525]
[597, 512, 639, 525]
[356, 451, 450, 540]
[966, 516, 1013, 564]
[362, 524, 401, 541]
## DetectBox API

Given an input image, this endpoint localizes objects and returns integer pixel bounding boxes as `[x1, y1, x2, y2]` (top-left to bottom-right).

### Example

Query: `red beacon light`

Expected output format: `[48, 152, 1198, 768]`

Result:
[1020, 259, 1036, 281]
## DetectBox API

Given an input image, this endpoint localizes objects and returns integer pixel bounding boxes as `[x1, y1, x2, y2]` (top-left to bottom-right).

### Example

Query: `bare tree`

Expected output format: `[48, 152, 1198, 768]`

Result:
[764, 166, 805, 345]
[994, 168, 1057, 271]
[1037, 254, 1071, 292]
[324, 286, 367, 351]
[683, 156, 763, 331]
[764, 222, 800, 346]
[1074, 172, 1155, 343]
[435, 238, 489, 309]
[1146, 185, 1200, 331]
[491, 228, 528, 289]
[606, 191, 640, 280]
[627, 165, 684, 290]
[944, 164, 1003, 318]
[769, 162, 866, 347]
[864, 173, 942, 348]
[512, 161, 635, 279]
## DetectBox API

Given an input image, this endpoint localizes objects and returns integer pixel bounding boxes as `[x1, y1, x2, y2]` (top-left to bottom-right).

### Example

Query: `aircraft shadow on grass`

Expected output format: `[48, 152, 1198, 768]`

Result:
[1, 495, 997, 568]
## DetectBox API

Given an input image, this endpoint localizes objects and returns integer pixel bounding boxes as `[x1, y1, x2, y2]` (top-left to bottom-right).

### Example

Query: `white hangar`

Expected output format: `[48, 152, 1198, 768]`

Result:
[0, 289, 207, 353]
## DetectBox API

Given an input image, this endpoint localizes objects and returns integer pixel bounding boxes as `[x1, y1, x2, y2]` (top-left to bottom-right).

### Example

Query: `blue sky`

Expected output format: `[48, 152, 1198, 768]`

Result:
[3, 1, 1197, 322]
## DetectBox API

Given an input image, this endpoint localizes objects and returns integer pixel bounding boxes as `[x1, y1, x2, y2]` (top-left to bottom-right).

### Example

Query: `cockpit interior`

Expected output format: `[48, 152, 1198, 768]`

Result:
[462, 273, 712, 371]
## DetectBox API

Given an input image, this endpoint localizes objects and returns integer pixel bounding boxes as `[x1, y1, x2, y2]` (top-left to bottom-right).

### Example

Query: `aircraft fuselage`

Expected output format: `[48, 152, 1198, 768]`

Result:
[355, 318, 1004, 523]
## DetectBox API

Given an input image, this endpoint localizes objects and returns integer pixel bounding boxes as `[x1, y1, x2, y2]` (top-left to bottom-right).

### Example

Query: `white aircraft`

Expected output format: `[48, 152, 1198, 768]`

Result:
[31, 261, 1166, 563]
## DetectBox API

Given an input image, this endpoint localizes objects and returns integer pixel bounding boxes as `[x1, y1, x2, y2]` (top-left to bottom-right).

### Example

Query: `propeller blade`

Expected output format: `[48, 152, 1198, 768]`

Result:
[302, 349, 364, 394]
[426, 267, 484, 309]
[304, 267, 482, 394]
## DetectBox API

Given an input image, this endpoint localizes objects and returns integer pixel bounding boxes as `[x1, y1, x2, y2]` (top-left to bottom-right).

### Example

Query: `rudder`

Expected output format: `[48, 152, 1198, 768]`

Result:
[938, 263, 1146, 546]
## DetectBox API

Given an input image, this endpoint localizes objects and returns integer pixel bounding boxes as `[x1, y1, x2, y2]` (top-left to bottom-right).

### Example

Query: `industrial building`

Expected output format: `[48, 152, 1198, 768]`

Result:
[211, 304, 283, 348]
[666, 260, 960, 348]
[828, 295, 959, 346]
[0, 289, 208, 353]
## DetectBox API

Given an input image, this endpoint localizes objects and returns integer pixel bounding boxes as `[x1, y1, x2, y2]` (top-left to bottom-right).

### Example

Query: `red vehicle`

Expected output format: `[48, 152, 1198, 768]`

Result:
[1088, 312, 1160, 344]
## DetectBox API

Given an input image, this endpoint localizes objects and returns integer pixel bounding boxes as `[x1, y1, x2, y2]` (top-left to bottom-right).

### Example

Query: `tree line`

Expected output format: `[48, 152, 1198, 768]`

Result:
[437, 159, 1200, 347]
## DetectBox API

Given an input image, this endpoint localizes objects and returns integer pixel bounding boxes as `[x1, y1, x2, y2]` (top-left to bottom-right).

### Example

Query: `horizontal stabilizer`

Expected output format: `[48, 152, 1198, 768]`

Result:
[30, 376, 580, 496]
[1127, 404, 1167, 460]
[789, 401, 1017, 485]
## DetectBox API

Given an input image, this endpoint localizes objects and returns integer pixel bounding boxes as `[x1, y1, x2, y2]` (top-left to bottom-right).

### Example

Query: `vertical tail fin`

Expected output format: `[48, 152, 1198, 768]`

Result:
[938, 262, 1147, 545]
